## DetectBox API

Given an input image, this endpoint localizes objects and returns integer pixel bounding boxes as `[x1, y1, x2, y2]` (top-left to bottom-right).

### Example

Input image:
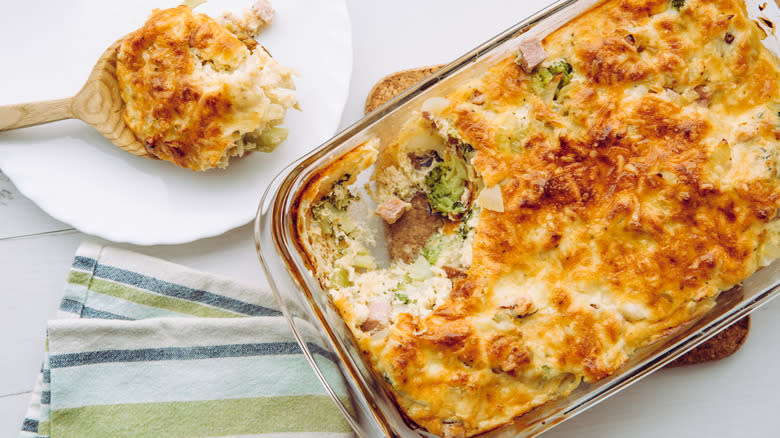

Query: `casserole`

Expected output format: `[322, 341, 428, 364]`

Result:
[255, 0, 780, 436]
[117, 3, 298, 171]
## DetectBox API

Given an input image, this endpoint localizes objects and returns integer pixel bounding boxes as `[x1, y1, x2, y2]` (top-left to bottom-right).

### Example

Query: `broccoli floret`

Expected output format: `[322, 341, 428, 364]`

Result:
[312, 175, 357, 220]
[394, 292, 411, 305]
[531, 60, 574, 99]
[326, 174, 357, 210]
[421, 233, 449, 264]
[421, 227, 470, 264]
[310, 202, 333, 234]
[671, 0, 685, 10]
[311, 174, 359, 236]
[421, 240, 441, 265]
[531, 70, 553, 92]
[548, 60, 573, 78]
[457, 223, 471, 240]
[425, 159, 468, 215]
[457, 210, 473, 240]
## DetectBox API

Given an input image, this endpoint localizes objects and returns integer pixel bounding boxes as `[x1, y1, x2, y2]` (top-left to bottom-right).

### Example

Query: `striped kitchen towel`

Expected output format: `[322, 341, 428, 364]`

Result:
[20, 242, 353, 438]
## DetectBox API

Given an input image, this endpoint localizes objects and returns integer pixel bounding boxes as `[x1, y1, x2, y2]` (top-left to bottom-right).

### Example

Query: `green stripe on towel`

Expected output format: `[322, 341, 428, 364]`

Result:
[37, 421, 50, 436]
[66, 270, 93, 287]
[85, 277, 241, 318]
[51, 396, 350, 438]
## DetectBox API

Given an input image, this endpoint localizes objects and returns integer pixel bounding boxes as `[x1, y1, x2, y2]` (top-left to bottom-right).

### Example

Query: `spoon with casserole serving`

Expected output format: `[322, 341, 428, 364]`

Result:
[0, 39, 150, 158]
[0, 2, 298, 171]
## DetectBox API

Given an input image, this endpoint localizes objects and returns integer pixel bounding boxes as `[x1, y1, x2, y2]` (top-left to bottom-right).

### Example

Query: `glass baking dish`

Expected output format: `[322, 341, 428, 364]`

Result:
[255, 0, 780, 436]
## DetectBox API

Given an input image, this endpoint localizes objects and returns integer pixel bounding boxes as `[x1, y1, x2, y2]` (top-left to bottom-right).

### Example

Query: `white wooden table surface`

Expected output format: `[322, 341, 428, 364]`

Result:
[1, 1, 778, 437]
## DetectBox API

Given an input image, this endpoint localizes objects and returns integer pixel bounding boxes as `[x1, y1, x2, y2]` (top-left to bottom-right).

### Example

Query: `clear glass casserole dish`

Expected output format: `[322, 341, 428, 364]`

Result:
[255, 0, 780, 436]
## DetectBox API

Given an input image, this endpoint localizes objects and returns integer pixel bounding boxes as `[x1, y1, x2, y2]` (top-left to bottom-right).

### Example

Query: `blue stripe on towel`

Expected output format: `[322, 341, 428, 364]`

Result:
[59, 298, 83, 315]
[20, 418, 38, 432]
[50, 342, 336, 368]
[59, 298, 132, 320]
[80, 307, 132, 320]
[91, 264, 282, 317]
[71, 256, 97, 272]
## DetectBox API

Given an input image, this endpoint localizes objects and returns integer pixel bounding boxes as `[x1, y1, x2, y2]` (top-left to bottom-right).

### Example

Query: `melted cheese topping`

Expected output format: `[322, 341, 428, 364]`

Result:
[117, 6, 297, 171]
[297, 0, 780, 436]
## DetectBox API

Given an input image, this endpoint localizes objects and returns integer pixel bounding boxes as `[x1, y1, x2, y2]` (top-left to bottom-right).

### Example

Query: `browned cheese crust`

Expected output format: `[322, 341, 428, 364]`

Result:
[118, 6, 247, 170]
[117, 5, 296, 171]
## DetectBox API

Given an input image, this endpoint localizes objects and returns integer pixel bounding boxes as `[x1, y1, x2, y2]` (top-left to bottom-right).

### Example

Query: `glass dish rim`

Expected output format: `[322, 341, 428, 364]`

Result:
[255, 0, 780, 436]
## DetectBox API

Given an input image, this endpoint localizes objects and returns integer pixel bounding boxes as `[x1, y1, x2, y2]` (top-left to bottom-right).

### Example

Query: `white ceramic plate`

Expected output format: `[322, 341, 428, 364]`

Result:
[0, 0, 352, 245]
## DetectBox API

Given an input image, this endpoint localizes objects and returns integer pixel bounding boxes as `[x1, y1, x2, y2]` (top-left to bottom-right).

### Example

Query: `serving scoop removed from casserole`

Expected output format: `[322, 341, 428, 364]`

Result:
[294, 0, 780, 436]
[117, 2, 298, 171]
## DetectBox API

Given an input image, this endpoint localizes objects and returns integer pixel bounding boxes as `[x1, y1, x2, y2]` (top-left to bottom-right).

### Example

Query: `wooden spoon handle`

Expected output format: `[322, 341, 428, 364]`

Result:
[0, 97, 75, 131]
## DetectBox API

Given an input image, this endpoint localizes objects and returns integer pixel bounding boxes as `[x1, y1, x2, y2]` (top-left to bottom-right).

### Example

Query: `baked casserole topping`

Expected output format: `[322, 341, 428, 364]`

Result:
[295, 0, 780, 436]
[116, 2, 297, 171]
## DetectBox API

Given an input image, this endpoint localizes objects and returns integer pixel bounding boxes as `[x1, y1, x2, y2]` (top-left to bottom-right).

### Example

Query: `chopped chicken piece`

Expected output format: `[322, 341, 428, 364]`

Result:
[515, 39, 547, 73]
[360, 300, 391, 332]
[250, 0, 275, 24]
[694, 84, 713, 106]
[218, 0, 275, 47]
[375, 197, 412, 224]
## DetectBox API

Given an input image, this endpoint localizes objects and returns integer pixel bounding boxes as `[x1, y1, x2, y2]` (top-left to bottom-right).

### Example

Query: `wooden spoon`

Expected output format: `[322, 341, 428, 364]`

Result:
[0, 40, 151, 158]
